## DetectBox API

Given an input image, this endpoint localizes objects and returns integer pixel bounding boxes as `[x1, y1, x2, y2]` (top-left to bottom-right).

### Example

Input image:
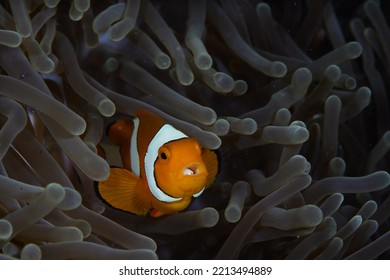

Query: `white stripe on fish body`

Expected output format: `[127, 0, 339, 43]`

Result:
[130, 117, 140, 177]
[145, 124, 188, 202]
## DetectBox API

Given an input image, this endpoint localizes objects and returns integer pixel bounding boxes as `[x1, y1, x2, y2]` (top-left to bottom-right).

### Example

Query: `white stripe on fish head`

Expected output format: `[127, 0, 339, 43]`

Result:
[144, 124, 188, 202]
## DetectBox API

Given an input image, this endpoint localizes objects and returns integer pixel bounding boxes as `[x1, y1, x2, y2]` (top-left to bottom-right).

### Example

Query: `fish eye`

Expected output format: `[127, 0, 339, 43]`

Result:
[158, 146, 170, 160]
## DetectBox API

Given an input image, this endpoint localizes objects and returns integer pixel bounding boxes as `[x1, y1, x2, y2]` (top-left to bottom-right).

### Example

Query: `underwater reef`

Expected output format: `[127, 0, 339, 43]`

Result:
[0, 0, 389, 260]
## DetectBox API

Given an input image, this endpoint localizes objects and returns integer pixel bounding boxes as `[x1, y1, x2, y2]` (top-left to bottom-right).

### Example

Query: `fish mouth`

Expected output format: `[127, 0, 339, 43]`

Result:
[183, 164, 200, 176]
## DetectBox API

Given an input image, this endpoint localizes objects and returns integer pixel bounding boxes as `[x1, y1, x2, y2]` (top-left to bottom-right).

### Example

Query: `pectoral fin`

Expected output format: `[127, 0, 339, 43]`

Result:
[97, 167, 150, 215]
[202, 149, 220, 188]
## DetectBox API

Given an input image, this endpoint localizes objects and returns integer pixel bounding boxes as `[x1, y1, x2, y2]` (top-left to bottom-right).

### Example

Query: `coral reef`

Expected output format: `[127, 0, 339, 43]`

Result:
[0, 0, 389, 259]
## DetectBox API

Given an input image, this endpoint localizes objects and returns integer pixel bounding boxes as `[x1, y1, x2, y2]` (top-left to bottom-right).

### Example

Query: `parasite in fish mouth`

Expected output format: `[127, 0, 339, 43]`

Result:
[183, 168, 195, 175]
[183, 164, 200, 175]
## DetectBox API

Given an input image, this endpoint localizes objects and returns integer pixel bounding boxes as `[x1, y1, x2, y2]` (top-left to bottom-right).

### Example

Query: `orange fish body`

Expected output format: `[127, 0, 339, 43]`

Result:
[97, 109, 219, 217]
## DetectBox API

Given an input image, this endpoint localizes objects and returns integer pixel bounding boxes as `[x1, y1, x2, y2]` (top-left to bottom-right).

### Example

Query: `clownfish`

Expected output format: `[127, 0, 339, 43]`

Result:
[97, 109, 219, 217]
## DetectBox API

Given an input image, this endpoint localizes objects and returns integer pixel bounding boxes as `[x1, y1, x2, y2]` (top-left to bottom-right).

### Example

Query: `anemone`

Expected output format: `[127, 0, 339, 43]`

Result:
[0, 0, 389, 260]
